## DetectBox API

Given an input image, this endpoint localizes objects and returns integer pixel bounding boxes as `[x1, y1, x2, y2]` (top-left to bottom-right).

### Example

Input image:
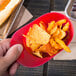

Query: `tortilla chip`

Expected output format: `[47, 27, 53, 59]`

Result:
[47, 21, 55, 32]
[57, 29, 66, 39]
[33, 51, 43, 58]
[55, 38, 71, 53]
[50, 38, 62, 49]
[52, 28, 60, 37]
[63, 22, 69, 32]
[50, 25, 57, 35]
[26, 24, 50, 45]
[36, 43, 53, 56]
[56, 19, 66, 26]
[30, 43, 40, 51]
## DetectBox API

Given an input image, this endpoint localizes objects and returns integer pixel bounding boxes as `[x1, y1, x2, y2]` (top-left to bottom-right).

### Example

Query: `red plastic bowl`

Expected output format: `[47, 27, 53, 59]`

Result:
[10, 12, 74, 68]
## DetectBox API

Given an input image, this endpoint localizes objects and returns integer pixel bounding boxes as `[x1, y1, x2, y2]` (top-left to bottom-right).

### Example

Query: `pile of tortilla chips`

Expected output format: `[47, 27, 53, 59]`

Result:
[23, 19, 71, 58]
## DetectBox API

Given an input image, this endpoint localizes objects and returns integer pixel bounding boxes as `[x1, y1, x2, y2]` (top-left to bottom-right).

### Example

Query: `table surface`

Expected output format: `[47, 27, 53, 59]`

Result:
[8, 0, 76, 76]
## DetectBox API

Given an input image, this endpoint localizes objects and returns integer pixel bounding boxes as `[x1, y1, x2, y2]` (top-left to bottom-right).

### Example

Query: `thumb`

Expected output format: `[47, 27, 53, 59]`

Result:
[3, 44, 23, 68]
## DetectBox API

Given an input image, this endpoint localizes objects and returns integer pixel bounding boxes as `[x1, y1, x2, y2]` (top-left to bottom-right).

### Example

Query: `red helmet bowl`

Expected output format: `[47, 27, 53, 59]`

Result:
[10, 12, 74, 68]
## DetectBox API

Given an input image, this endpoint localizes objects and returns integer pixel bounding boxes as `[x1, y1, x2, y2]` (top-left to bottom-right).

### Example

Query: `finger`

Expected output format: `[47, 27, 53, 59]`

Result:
[0, 39, 11, 56]
[9, 62, 19, 76]
[3, 44, 23, 68]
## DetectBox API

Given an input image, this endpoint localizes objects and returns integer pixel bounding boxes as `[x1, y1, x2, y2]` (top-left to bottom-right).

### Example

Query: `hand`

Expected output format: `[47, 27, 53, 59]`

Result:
[0, 39, 23, 76]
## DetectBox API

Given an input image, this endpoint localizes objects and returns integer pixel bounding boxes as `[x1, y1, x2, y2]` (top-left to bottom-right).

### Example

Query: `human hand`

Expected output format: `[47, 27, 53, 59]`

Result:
[0, 39, 23, 76]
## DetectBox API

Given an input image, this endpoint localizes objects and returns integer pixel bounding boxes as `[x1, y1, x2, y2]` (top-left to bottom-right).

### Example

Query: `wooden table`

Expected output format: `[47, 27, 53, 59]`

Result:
[8, 0, 76, 76]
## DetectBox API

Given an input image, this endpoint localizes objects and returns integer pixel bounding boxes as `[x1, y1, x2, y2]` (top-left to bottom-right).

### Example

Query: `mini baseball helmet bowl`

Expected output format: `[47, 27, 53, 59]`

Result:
[10, 12, 74, 68]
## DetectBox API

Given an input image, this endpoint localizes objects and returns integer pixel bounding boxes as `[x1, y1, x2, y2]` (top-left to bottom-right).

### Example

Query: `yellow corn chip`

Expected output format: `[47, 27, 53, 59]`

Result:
[57, 29, 66, 39]
[52, 28, 60, 37]
[55, 38, 71, 53]
[33, 51, 43, 58]
[37, 43, 53, 56]
[26, 24, 50, 45]
[50, 38, 62, 49]
[30, 43, 40, 51]
[25, 36, 36, 47]
[50, 25, 57, 35]
[56, 19, 66, 26]
[47, 21, 55, 32]
[63, 22, 69, 32]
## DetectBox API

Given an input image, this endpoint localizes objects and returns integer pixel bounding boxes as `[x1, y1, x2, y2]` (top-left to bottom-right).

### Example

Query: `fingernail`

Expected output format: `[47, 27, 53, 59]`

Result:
[17, 44, 23, 53]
